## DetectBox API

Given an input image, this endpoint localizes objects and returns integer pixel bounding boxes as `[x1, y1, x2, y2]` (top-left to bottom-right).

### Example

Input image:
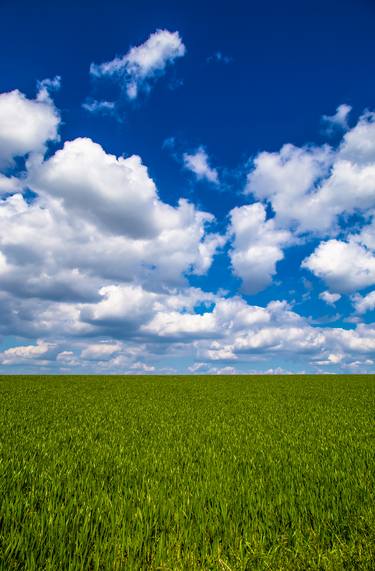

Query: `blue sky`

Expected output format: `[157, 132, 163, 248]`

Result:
[1, 0, 375, 374]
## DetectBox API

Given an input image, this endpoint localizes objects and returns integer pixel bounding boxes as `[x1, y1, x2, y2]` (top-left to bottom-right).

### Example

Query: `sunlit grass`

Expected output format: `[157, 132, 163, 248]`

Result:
[0, 375, 374, 569]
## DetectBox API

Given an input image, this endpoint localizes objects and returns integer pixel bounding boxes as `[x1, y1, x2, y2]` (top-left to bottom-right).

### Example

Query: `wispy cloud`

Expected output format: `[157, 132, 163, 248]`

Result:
[183, 147, 219, 184]
[322, 103, 352, 133]
[90, 29, 186, 100]
[82, 98, 119, 119]
[207, 51, 232, 64]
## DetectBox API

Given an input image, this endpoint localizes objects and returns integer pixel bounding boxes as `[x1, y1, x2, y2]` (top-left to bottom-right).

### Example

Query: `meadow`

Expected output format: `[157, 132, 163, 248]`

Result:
[0, 375, 374, 570]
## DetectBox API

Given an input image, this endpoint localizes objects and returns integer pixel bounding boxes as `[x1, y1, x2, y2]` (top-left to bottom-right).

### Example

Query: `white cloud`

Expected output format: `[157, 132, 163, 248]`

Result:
[245, 109, 375, 235]
[31, 137, 166, 238]
[90, 29, 185, 99]
[0, 173, 22, 195]
[246, 143, 333, 233]
[208, 366, 238, 375]
[82, 99, 117, 116]
[322, 103, 351, 133]
[36, 76, 61, 101]
[130, 361, 155, 372]
[0, 153, 222, 308]
[1, 278, 375, 373]
[0, 83, 374, 374]
[303, 239, 375, 293]
[80, 342, 122, 360]
[355, 215, 375, 250]
[29, 136, 221, 258]
[0, 340, 52, 365]
[229, 203, 291, 293]
[81, 284, 218, 337]
[319, 291, 341, 305]
[0, 87, 60, 165]
[183, 147, 219, 184]
[340, 111, 375, 165]
[143, 310, 217, 339]
[353, 290, 375, 314]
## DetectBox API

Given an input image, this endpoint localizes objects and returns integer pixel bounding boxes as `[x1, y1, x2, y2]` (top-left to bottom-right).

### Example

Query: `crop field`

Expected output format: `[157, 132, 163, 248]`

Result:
[0, 375, 374, 570]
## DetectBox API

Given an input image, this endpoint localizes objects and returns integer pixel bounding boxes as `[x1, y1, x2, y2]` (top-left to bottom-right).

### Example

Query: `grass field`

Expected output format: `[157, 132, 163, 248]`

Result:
[0, 375, 374, 570]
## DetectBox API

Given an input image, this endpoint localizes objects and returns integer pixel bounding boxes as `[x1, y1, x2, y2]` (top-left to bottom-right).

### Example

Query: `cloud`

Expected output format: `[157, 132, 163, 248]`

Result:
[36, 76, 61, 101]
[80, 285, 218, 337]
[319, 291, 341, 305]
[356, 215, 375, 250]
[303, 239, 375, 293]
[245, 109, 375, 235]
[90, 29, 185, 100]
[207, 51, 232, 64]
[229, 203, 291, 293]
[353, 290, 375, 314]
[0, 173, 22, 195]
[322, 103, 351, 133]
[142, 309, 217, 339]
[246, 143, 335, 233]
[0, 340, 53, 365]
[80, 342, 122, 360]
[30, 137, 165, 238]
[0, 81, 374, 374]
[82, 99, 117, 117]
[1, 278, 375, 373]
[183, 147, 219, 184]
[0, 87, 60, 165]
[340, 111, 375, 165]
[29, 137, 222, 254]
[0, 154, 223, 312]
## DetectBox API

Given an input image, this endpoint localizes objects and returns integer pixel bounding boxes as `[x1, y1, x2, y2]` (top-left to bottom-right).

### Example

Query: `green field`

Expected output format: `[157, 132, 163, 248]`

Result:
[0, 375, 374, 570]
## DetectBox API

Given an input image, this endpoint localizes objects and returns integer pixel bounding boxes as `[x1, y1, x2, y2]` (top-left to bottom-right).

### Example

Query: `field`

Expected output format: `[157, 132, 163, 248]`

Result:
[0, 375, 374, 570]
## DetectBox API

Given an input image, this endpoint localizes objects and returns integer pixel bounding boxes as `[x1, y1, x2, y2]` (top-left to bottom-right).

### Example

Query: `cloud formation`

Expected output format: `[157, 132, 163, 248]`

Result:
[322, 103, 352, 133]
[183, 147, 219, 184]
[245, 110, 375, 235]
[303, 240, 375, 293]
[0, 87, 60, 165]
[90, 29, 186, 100]
[0, 80, 375, 374]
[319, 291, 341, 305]
[229, 203, 291, 293]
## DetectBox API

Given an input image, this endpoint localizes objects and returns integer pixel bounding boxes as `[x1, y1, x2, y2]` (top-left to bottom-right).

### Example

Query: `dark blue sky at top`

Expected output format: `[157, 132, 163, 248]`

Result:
[1, 0, 375, 329]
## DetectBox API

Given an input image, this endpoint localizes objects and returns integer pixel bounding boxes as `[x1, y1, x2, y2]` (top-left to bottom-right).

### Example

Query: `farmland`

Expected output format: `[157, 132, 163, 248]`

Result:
[0, 375, 374, 570]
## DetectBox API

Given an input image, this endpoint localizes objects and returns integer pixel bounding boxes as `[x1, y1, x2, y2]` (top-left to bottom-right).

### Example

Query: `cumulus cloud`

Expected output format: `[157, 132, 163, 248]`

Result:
[0, 152, 223, 311]
[0, 173, 22, 195]
[90, 29, 185, 99]
[246, 143, 333, 233]
[353, 290, 375, 314]
[36, 76, 61, 101]
[303, 239, 375, 293]
[0, 340, 53, 365]
[0, 79, 374, 374]
[183, 147, 219, 184]
[80, 285, 218, 337]
[80, 342, 122, 360]
[322, 103, 351, 133]
[0, 81, 225, 363]
[0, 87, 60, 165]
[340, 111, 375, 165]
[319, 291, 342, 305]
[245, 109, 375, 235]
[1, 277, 375, 372]
[31, 137, 169, 238]
[229, 203, 291, 293]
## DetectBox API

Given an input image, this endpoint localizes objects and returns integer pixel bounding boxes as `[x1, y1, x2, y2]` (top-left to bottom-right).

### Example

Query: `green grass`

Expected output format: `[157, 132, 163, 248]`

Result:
[0, 375, 374, 570]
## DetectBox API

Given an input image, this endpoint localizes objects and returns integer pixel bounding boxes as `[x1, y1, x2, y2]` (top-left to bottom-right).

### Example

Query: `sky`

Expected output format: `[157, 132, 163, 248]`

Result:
[1, 0, 375, 374]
